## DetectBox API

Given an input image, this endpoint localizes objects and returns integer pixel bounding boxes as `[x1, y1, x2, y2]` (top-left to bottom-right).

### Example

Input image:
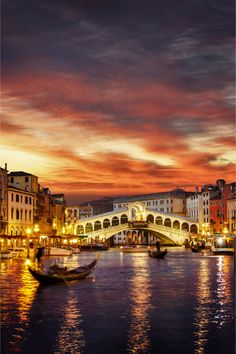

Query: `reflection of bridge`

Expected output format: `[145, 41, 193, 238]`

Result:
[73, 203, 199, 245]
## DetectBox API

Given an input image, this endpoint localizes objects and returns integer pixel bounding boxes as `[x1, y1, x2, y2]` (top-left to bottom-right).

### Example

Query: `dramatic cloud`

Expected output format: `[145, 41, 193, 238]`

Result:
[1, 0, 235, 203]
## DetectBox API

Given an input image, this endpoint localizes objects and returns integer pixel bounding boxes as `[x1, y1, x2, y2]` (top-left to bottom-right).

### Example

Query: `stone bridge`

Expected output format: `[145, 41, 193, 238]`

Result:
[72, 202, 199, 245]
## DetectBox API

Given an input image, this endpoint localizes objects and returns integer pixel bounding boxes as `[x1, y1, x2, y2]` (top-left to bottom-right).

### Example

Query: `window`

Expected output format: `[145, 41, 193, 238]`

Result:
[11, 208, 14, 219]
[25, 177, 29, 182]
[16, 209, 20, 220]
[25, 196, 28, 204]
[16, 194, 19, 202]
[29, 197, 32, 205]
[11, 193, 14, 201]
[25, 210, 28, 221]
[29, 211, 32, 221]
[11, 177, 14, 183]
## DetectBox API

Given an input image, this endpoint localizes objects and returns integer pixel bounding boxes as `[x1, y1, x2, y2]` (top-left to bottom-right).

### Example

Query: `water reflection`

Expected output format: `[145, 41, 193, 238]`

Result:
[55, 289, 85, 354]
[194, 258, 211, 354]
[214, 256, 233, 328]
[127, 256, 152, 354]
[0, 260, 38, 352]
[194, 255, 234, 354]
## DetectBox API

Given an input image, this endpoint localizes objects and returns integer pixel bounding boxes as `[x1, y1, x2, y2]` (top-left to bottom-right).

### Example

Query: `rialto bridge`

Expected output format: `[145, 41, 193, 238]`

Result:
[72, 203, 199, 245]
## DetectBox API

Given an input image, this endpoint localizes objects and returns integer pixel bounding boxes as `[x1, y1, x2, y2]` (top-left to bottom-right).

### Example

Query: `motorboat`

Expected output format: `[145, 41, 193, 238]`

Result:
[211, 234, 235, 255]
[0, 250, 14, 259]
[43, 247, 72, 256]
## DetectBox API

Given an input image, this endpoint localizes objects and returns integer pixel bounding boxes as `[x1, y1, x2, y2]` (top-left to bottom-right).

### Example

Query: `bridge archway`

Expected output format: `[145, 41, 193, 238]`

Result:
[173, 220, 180, 230]
[164, 218, 171, 227]
[121, 214, 128, 224]
[147, 214, 154, 223]
[182, 222, 189, 231]
[112, 216, 119, 226]
[103, 219, 110, 228]
[77, 225, 84, 235]
[190, 224, 198, 234]
[94, 221, 102, 231]
[85, 222, 93, 233]
[155, 216, 163, 225]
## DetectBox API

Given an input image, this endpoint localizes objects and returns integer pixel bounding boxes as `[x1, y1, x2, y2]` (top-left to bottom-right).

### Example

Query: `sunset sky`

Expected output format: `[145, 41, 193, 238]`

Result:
[1, 0, 235, 204]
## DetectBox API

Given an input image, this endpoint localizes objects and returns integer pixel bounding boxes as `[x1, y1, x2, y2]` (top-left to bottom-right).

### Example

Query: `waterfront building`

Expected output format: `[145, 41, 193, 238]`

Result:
[81, 197, 113, 215]
[0, 164, 8, 235]
[186, 188, 203, 223]
[227, 198, 236, 233]
[51, 194, 66, 236]
[113, 189, 194, 215]
[35, 187, 52, 236]
[7, 186, 34, 236]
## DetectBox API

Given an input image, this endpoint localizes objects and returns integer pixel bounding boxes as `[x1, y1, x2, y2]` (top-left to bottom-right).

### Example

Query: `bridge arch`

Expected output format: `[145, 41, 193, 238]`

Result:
[77, 225, 84, 235]
[103, 218, 110, 228]
[164, 218, 171, 227]
[155, 216, 163, 225]
[121, 214, 128, 224]
[112, 216, 119, 226]
[182, 222, 189, 231]
[147, 214, 154, 223]
[94, 220, 102, 231]
[85, 222, 93, 233]
[173, 220, 180, 229]
[190, 224, 198, 234]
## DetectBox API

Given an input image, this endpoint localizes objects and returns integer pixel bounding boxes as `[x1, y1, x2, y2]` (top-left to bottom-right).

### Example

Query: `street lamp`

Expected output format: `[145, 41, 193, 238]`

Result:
[26, 227, 32, 258]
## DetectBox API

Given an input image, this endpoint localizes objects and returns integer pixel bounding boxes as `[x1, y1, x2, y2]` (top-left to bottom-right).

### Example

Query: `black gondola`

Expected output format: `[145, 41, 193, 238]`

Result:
[28, 258, 98, 284]
[148, 249, 168, 259]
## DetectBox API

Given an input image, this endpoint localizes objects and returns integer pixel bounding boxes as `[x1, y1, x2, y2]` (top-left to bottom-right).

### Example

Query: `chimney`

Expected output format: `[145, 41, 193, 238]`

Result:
[5, 163, 7, 170]
[195, 186, 199, 194]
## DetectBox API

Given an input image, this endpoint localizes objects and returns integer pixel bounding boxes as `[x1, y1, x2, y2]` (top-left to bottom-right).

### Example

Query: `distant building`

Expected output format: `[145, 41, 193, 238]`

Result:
[186, 190, 203, 223]
[51, 194, 66, 235]
[81, 197, 113, 215]
[227, 198, 236, 233]
[113, 189, 194, 215]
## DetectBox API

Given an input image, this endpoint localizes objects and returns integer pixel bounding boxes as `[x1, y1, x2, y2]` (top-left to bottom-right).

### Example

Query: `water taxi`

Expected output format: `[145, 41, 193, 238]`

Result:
[211, 234, 235, 255]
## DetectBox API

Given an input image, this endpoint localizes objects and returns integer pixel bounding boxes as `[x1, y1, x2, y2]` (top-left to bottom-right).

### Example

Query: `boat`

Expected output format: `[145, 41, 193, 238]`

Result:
[191, 245, 202, 253]
[148, 249, 168, 259]
[0, 250, 14, 259]
[80, 243, 108, 251]
[28, 258, 98, 284]
[43, 247, 72, 256]
[210, 234, 235, 255]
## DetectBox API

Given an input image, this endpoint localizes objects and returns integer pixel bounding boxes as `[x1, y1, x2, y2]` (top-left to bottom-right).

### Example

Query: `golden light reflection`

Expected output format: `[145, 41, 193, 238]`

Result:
[214, 256, 232, 328]
[17, 264, 38, 322]
[55, 290, 85, 354]
[127, 256, 152, 353]
[194, 258, 211, 354]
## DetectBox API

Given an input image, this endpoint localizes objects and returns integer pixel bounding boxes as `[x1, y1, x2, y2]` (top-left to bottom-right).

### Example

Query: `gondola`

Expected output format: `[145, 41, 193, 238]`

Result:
[148, 249, 168, 259]
[28, 258, 98, 284]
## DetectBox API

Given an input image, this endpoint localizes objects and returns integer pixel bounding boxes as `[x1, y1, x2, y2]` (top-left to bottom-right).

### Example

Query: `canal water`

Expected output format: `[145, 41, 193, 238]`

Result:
[1, 248, 235, 354]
